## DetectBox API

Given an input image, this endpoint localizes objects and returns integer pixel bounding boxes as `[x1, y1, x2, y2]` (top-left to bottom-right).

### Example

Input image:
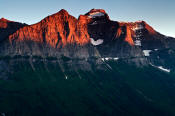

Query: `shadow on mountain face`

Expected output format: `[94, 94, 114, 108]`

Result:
[0, 59, 175, 116]
[0, 21, 27, 42]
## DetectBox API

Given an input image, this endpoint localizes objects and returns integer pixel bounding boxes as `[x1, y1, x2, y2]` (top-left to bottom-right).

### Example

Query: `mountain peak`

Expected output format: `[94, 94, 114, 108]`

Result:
[44, 9, 70, 20]
[85, 9, 109, 20]
[88, 9, 106, 14]
[6, 9, 163, 49]
[0, 18, 13, 28]
[58, 9, 69, 15]
[32, 8, 75, 28]
[0, 17, 12, 22]
[141, 21, 156, 35]
[119, 20, 156, 35]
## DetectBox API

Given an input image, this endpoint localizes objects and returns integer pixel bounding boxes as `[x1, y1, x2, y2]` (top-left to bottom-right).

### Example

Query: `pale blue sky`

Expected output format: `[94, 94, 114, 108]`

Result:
[0, 0, 175, 37]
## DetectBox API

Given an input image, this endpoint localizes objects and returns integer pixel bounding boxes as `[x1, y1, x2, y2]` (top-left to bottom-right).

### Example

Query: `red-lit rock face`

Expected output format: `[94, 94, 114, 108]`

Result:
[125, 26, 134, 45]
[8, 9, 157, 47]
[115, 27, 122, 38]
[9, 9, 91, 47]
[116, 21, 157, 46]
[0, 18, 26, 41]
[88, 9, 106, 14]
[143, 21, 156, 35]
[0, 18, 11, 28]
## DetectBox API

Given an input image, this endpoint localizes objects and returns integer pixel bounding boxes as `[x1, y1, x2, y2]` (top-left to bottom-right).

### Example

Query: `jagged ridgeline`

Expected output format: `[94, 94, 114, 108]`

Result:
[0, 9, 175, 116]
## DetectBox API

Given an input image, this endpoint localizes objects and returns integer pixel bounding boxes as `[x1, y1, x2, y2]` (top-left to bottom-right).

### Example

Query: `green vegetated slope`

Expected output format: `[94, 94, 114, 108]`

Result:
[0, 59, 175, 116]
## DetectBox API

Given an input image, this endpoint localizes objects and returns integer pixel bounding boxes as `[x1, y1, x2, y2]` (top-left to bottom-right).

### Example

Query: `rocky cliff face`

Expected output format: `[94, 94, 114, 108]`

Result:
[0, 18, 26, 41]
[1, 9, 175, 116]
[9, 9, 90, 47]
[0, 9, 175, 67]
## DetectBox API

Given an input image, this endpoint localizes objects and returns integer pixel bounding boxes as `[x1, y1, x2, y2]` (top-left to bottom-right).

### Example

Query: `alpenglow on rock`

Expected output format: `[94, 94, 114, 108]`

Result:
[0, 9, 175, 63]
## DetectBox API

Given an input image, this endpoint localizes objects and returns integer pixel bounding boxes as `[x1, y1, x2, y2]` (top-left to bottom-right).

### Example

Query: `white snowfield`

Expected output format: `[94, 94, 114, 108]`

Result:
[65, 75, 68, 79]
[101, 57, 119, 61]
[88, 12, 105, 18]
[113, 57, 119, 60]
[154, 49, 158, 51]
[143, 50, 152, 56]
[105, 58, 110, 60]
[90, 38, 103, 46]
[157, 66, 170, 73]
[150, 63, 171, 73]
[135, 40, 141, 46]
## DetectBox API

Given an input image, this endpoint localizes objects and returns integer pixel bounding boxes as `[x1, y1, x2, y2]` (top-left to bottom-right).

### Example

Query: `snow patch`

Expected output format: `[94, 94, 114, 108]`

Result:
[113, 57, 119, 61]
[158, 66, 170, 73]
[135, 40, 141, 46]
[88, 12, 105, 18]
[154, 49, 158, 51]
[105, 58, 110, 60]
[150, 63, 170, 73]
[143, 50, 152, 56]
[90, 38, 103, 46]
[101, 57, 119, 61]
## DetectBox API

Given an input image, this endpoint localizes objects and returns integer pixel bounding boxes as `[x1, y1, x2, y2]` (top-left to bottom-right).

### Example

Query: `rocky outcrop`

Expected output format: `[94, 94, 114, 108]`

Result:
[9, 9, 91, 48]
[0, 9, 175, 65]
[0, 18, 26, 41]
[7, 9, 171, 49]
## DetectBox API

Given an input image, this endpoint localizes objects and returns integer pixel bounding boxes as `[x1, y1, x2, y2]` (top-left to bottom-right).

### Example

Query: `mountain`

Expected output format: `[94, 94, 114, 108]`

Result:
[1, 9, 175, 61]
[0, 18, 26, 42]
[0, 9, 175, 116]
